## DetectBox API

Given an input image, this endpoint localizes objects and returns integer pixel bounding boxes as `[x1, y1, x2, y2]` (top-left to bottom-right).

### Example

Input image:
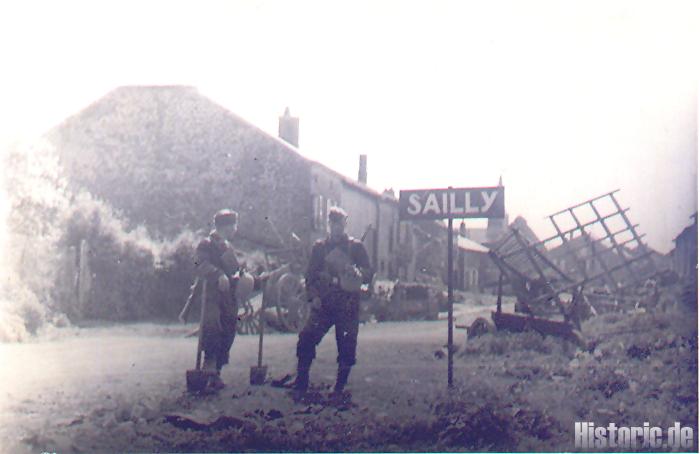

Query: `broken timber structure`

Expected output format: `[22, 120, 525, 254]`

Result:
[486, 190, 658, 345]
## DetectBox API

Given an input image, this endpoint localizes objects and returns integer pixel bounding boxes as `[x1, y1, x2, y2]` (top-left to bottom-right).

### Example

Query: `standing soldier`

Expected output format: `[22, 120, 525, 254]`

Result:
[190, 209, 262, 391]
[293, 206, 373, 398]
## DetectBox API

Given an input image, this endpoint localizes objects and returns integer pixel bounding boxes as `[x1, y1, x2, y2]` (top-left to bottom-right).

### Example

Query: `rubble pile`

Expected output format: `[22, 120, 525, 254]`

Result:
[454, 294, 697, 450]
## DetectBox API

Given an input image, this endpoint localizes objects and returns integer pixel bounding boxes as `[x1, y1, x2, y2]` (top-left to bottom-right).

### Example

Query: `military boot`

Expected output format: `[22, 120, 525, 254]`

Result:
[333, 365, 352, 394]
[293, 368, 310, 392]
[291, 355, 312, 391]
[290, 357, 312, 401]
[209, 370, 225, 391]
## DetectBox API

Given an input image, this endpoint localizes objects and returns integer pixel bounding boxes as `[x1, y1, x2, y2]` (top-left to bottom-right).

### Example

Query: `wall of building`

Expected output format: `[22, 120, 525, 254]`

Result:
[50, 86, 313, 248]
[457, 249, 487, 291]
[232, 133, 313, 248]
[673, 223, 698, 278]
[50, 86, 437, 285]
[376, 198, 399, 278]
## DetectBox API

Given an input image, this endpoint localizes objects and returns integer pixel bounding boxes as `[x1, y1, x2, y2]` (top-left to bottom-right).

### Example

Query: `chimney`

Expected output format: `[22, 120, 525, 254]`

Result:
[358, 154, 367, 184]
[278, 107, 299, 147]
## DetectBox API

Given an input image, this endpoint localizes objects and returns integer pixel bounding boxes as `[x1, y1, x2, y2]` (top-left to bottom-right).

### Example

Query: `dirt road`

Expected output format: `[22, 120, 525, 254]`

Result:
[0, 300, 696, 453]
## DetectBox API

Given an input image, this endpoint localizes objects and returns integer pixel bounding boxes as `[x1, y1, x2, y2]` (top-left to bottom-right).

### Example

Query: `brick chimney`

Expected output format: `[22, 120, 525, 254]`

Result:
[358, 154, 367, 185]
[278, 107, 299, 147]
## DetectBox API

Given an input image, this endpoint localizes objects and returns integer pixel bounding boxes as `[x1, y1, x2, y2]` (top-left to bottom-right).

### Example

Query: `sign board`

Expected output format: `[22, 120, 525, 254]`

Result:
[399, 186, 505, 221]
[398, 184, 506, 388]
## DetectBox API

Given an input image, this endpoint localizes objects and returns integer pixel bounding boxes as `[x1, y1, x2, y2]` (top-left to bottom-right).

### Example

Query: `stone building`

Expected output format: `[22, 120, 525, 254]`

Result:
[48, 85, 405, 280]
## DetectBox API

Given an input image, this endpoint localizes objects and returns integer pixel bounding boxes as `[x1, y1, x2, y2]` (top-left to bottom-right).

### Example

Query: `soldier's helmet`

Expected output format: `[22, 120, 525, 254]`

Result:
[328, 206, 348, 222]
[214, 209, 239, 228]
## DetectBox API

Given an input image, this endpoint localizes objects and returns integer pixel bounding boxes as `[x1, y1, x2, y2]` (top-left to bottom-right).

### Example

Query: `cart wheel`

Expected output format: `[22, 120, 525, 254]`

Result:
[237, 300, 260, 335]
[275, 273, 309, 333]
[238, 312, 261, 335]
[467, 317, 494, 340]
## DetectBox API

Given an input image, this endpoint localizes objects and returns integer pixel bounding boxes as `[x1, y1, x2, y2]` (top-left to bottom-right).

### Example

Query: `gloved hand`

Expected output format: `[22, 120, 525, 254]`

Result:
[218, 274, 230, 293]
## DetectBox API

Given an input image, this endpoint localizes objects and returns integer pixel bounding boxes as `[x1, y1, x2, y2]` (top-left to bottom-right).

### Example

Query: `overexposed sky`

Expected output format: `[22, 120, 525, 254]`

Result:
[0, 0, 697, 252]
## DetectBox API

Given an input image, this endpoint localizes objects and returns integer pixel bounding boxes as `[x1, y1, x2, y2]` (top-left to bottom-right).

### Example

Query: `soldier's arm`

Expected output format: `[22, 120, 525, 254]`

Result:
[304, 242, 325, 299]
[352, 241, 374, 284]
[253, 263, 291, 291]
[194, 239, 225, 281]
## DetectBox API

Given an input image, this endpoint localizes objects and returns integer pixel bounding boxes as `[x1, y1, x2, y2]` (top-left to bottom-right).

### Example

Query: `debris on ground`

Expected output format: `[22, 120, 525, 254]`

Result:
[5, 283, 697, 453]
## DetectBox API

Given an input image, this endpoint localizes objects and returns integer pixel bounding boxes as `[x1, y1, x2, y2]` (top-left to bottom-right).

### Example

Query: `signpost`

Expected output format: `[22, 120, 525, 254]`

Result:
[399, 185, 505, 387]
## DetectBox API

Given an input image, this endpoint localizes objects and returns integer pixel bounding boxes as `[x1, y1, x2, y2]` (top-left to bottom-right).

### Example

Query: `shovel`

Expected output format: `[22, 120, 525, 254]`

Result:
[249, 305, 267, 385]
[187, 282, 212, 393]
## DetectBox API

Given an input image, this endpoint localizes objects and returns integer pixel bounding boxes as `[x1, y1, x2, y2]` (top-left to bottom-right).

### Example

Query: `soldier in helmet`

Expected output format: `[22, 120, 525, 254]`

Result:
[191, 209, 262, 391]
[293, 206, 373, 398]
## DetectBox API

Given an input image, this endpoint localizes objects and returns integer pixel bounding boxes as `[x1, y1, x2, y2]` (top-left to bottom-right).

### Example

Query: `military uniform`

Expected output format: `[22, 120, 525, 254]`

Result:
[295, 232, 373, 393]
[194, 231, 243, 372]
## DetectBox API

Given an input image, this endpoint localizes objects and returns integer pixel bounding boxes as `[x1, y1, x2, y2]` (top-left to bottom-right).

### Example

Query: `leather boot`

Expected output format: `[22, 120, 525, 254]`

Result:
[334, 365, 351, 393]
[292, 356, 312, 392]
[293, 368, 310, 392]
[209, 371, 225, 391]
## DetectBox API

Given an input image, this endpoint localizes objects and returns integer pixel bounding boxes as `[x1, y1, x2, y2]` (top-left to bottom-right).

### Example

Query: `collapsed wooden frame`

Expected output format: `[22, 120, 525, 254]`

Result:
[487, 190, 658, 342]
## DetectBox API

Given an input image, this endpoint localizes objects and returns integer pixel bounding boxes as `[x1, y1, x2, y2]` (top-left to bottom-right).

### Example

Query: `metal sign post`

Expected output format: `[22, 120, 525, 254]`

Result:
[399, 185, 505, 388]
[447, 211, 454, 387]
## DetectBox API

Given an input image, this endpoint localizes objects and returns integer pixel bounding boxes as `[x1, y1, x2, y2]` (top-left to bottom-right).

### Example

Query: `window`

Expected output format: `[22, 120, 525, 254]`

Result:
[313, 195, 339, 231]
[312, 194, 324, 230]
[325, 198, 338, 232]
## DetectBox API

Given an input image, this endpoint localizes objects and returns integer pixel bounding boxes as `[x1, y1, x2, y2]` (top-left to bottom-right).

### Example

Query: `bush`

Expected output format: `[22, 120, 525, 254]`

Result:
[60, 193, 199, 322]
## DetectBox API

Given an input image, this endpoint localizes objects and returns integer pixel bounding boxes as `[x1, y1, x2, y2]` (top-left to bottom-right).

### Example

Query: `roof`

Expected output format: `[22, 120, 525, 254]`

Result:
[463, 227, 489, 244]
[52, 85, 396, 203]
[48, 85, 399, 236]
[312, 161, 397, 204]
[457, 235, 490, 253]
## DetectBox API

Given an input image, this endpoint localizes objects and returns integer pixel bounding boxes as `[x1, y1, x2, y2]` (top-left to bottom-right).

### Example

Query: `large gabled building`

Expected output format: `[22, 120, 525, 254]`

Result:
[48, 85, 406, 279]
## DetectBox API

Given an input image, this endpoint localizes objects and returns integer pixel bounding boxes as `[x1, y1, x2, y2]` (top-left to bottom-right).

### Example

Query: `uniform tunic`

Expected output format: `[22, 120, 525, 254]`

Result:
[297, 233, 373, 367]
[194, 231, 241, 370]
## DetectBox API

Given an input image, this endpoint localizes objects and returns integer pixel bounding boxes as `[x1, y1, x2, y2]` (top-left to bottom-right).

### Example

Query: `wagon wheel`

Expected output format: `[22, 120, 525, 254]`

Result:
[467, 317, 495, 340]
[236, 299, 260, 335]
[238, 311, 260, 335]
[275, 272, 310, 333]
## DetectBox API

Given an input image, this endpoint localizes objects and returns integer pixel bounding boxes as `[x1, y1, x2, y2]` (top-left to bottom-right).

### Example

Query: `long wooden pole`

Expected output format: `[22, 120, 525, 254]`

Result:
[447, 191, 454, 388]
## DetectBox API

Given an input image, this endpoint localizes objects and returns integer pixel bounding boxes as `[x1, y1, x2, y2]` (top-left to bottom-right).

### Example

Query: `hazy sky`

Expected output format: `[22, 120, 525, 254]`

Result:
[0, 0, 697, 252]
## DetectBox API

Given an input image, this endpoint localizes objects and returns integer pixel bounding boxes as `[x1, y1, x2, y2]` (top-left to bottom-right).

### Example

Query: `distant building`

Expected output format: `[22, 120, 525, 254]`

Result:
[462, 177, 508, 247]
[670, 213, 698, 279]
[455, 229, 490, 291]
[547, 233, 623, 286]
[477, 215, 540, 290]
[546, 231, 665, 289]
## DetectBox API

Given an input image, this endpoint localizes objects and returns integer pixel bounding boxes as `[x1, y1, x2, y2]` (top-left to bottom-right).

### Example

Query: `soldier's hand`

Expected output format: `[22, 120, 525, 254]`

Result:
[310, 296, 322, 310]
[345, 264, 362, 279]
[218, 274, 230, 293]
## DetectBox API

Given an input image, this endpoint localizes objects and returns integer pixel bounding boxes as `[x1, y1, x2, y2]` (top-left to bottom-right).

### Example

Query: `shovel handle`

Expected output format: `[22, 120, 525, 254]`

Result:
[257, 305, 264, 368]
[195, 281, 207, 370]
